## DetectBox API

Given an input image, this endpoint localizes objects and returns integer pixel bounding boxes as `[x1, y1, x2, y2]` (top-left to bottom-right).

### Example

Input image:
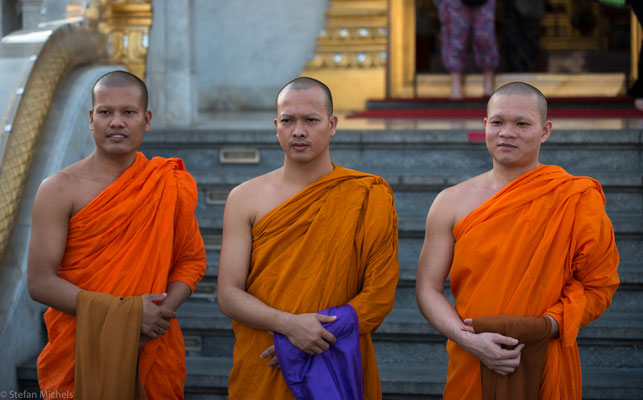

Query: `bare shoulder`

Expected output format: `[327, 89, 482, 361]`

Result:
[228, 169, 279, 204]
[33, 162, 85, 217]
[430, 171, 493, 227]
[225, 169, 282, 224]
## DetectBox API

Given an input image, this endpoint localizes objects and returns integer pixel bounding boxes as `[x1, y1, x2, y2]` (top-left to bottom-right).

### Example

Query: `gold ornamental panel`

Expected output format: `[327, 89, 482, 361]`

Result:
[96, 0, 152, 79]
[304, 0, 389, 110]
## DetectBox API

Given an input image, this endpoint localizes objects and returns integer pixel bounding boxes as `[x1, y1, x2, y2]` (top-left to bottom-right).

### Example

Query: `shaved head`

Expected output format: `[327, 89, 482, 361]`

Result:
[277, 77, 333, 116]
[488, 82, 548, 123]
[92, 70, 148, 110]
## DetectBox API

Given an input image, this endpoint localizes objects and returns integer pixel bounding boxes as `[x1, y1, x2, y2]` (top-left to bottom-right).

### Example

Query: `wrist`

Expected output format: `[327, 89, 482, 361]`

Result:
[276, 311, 294, 336]
[451, 324, 472, 348]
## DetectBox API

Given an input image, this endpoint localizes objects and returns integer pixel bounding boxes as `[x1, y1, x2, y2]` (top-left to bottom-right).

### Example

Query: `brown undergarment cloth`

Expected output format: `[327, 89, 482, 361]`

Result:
[472, 314, 552, 400]
[75, 290, 147, 400]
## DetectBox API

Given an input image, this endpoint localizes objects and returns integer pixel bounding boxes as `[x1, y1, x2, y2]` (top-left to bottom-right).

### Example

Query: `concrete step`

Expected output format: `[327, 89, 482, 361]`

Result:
[192, 173, 643, 227]
[181, 355, 643, 399]
[198, 214, 643, 274]
[16, 354, 643, 400]
[140, 129, 642, 176]
[177, 301, 643, 366]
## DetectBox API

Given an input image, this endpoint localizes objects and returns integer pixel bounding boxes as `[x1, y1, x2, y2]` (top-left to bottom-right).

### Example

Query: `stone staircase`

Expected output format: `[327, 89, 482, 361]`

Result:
[18, 128, 643, 398]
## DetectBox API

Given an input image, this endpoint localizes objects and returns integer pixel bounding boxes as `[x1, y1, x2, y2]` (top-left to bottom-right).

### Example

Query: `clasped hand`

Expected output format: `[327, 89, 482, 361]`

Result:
[139, 293, 176, 348]
[461, 318, 525, 376]
[260, 313, 337, 368]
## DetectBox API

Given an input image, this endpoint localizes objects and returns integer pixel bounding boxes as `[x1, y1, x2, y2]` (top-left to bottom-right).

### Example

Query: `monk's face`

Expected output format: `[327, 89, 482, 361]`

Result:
[90, 84, 151, 157]
[484, 93, 552, 169]
[274, 87, 337, 165]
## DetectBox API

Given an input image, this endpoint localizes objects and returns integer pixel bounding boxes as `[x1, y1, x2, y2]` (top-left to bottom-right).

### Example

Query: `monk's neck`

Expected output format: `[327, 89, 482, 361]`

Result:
[88, 151, 137, 181]
[491, 161, 541, 187]
[281, 157, 334, 188]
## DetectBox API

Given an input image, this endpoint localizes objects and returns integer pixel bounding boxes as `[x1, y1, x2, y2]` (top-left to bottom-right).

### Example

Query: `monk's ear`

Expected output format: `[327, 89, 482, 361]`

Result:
[540, 120, 552, 144]
[144, 110, 152, 132]
[89, 109, 94, 131]
[329, 115, 338, 137]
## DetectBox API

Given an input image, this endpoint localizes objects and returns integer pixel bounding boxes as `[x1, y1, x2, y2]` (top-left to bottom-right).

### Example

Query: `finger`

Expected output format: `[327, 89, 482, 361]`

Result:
[146, 330, 159, 339]
[317, 339, 330, 351]
[321, 329, 336, 344]
[268, 357, 279, 368]
[315, 314, 337, 323]
[159, 320, 171, 330]
[159, 308, 177, 319]
[498, 343, 525, 360]
[260, 345, 275, 359]
[461, 325, 475, 333]
[492, 333, 519, 347]
[463, 318, 473, 325]
[145, 293, 167, 303]
[492, 368, 512, 376]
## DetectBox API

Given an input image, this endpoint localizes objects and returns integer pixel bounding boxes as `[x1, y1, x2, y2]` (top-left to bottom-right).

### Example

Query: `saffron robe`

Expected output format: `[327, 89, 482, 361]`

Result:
[274, 305, 363, 400]
[75, 291, 147, 400]
[37, 152, 207, 400]
[444, 165, 619, 400]
[227, 165, 399, 400]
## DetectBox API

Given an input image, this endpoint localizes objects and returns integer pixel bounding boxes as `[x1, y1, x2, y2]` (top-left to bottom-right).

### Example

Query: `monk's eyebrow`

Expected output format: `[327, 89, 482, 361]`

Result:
[489, 113, 535, 121]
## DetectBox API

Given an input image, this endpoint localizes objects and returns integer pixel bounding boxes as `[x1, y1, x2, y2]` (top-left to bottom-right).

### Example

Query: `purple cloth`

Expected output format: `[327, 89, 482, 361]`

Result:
[274, 305, 363, 400]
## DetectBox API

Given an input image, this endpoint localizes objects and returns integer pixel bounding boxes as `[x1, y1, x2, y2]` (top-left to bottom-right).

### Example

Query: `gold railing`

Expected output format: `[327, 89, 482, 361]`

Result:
[0, 0, 152, 264]
[0, 25, 104, 263]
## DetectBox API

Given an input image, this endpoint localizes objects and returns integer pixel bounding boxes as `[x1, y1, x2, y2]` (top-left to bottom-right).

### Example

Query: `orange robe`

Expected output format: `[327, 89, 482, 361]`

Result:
[228, 165, 399, 400]
[444, 165, 620, 400]
[37, 152, 206, 400]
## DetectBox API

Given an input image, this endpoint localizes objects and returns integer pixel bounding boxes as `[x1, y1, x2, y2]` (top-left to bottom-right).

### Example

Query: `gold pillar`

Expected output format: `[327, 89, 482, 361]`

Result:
[388, 0, 415, 98]
[631, 10, 642, 83]
[303, 0, 388, 111]
[96, 0, 152, 80]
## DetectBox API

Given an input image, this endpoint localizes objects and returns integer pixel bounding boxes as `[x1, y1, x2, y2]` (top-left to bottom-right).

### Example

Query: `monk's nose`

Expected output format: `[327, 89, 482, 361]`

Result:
[293, 121, 306, 137]
[499, 126, 516, 137]
[110, 115, 125, 128]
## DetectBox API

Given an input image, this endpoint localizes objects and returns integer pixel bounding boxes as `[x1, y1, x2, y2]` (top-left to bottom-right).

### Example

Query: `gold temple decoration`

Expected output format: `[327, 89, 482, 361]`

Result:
[631, 10, 642, 83]
[305, 0, 388, 69]
[96, 0, 152, 80]
[540, 0, 606, 51]
[0, 25, 104, 263]
[303, 0, 389, 110]
[388, 0, 416, 98]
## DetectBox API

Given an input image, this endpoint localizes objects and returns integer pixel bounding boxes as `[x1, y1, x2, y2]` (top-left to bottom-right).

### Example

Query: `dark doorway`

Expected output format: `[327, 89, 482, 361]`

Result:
[415, 0, 631, 74]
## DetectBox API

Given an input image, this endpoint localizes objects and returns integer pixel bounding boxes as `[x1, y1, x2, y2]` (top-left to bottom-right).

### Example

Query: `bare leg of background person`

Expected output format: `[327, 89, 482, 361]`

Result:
[450, 72, 463, 99]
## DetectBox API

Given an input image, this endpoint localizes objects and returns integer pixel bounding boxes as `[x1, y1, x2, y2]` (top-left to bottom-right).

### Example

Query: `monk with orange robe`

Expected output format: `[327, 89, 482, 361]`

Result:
[416, 82, 619, 399]
[27, 71, 206, 399]
[218, 77, 399, 399]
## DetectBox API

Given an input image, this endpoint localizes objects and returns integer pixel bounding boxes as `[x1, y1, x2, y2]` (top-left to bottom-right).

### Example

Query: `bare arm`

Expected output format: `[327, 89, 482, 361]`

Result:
[217, 185, 335, 356]
[416, 189, 524, 375]
[27, 176, 82, 314]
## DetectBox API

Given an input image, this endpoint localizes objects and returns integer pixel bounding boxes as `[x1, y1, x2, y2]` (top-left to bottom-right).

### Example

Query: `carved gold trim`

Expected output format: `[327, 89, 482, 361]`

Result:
[416, 73, 626, 98]
[0, 26, 104, 262]
[96, 0, 152, 80]
[305, 0, 388, 70]
[303, 0, 389, 110]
